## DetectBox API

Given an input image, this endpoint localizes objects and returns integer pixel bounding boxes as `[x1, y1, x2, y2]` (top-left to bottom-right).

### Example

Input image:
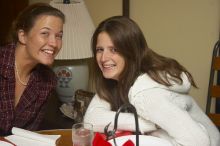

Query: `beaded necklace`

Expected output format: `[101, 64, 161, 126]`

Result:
[15, 61, 28, 86]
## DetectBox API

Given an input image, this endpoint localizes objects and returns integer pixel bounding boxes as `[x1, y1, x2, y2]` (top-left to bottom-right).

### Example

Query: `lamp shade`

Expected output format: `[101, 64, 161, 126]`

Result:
[50, 0, 94, 60]
[50, 0, 94, 103]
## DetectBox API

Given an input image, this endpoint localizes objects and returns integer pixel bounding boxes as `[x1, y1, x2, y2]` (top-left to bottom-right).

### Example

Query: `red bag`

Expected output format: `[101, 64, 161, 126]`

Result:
[93, 132, 134, 146]
[93, 103, 141, 146]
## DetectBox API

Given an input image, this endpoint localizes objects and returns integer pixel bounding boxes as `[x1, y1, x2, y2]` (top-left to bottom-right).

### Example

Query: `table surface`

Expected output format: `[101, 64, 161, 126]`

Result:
[38, 129, 72, 146]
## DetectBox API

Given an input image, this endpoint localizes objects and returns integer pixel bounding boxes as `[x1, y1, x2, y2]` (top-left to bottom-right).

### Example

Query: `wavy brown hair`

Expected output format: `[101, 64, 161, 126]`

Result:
[7, 3, 65, 43]
[91, 16, 197, 111]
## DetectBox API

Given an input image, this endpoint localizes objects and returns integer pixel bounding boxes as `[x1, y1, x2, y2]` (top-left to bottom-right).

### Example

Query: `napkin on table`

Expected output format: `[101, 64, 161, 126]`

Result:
[4, 127, 61, 146]
[0, 137, 16, 146]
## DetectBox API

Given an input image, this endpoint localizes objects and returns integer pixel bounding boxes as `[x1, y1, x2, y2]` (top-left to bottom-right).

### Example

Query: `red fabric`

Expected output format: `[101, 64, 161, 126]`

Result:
[98, 131, 132, 140]
[93, 132, 135, 146]
[115, 131, 132, 137]
[122, 140, 134, 146]
[93, 133, 112, 146]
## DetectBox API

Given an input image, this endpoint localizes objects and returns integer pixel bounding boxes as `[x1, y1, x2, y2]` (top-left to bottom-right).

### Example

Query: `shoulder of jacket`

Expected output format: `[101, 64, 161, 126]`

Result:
[128, 74, 166, 98]
[128, 72, 191, 98]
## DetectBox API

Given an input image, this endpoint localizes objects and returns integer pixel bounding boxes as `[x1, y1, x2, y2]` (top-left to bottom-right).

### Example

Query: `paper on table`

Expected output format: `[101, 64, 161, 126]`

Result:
[0, 137, 16, 146]
[0, 140, 14, 146]
[5, 127, 61, 146]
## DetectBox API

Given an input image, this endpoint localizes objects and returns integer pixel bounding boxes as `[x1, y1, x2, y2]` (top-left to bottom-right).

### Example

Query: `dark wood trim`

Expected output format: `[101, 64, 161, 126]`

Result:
[123, 0, 130, 17]
[0, 0, 28, 45]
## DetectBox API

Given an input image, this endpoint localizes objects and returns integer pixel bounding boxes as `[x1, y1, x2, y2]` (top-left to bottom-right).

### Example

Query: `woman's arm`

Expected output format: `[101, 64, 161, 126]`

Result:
[130, 88, 210, 146]
[83, 94, 156, 133]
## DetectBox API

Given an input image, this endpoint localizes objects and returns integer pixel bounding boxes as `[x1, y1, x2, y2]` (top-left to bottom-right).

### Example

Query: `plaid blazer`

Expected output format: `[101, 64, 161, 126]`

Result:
[0, 44, 57, 136]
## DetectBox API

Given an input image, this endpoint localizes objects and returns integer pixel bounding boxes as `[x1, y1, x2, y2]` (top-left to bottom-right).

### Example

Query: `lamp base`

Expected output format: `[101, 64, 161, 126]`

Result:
[53, 60, 89, 103]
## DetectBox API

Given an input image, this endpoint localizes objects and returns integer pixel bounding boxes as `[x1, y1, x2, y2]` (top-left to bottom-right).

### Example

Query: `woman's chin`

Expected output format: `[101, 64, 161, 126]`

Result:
[40, 60, 54, 66]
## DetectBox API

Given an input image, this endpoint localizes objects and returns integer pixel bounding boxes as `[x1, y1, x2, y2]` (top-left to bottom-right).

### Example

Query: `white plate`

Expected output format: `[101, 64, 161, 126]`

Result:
[108, 135, 172, 146]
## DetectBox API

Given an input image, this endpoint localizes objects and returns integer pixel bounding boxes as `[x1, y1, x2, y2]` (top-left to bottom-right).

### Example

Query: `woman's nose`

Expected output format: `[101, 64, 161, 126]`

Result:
[100, 50, 111, 61]
[48, 36, 58, 47]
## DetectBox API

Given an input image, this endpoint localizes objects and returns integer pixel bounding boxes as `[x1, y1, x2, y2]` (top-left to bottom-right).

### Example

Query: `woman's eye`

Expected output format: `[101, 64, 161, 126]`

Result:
[96, 47, 103, 53]
[41, 32, 49, 36]
[56, 33, 63, 40]
[111, 47, 117, 53]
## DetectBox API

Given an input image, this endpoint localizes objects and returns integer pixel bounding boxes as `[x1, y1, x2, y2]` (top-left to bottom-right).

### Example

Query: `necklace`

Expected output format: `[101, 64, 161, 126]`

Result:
[15, 61, 28, 86]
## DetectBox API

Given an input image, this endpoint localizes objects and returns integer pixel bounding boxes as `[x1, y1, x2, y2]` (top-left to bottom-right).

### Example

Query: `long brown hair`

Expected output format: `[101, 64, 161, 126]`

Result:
[91, 16, 197, 111]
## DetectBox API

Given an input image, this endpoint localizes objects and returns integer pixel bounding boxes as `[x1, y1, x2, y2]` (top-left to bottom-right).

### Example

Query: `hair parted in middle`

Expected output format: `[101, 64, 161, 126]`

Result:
[91, 16, 197, 111]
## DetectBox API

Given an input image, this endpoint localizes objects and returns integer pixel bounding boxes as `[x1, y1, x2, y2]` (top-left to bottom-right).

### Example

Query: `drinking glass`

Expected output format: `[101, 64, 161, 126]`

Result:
[72, 122, 94, 146]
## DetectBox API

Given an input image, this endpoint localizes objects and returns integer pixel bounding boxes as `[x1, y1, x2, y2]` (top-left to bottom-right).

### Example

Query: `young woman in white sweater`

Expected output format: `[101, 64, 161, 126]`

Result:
[84, 16, 220, 146]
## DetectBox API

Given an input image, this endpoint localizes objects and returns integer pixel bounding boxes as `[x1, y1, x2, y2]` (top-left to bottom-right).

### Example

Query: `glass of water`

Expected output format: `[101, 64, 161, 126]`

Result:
[72, 122, 94, 146]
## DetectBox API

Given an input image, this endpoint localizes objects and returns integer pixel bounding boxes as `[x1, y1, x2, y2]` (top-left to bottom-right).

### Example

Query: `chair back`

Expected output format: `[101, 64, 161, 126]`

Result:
[206, 40, 220, 127]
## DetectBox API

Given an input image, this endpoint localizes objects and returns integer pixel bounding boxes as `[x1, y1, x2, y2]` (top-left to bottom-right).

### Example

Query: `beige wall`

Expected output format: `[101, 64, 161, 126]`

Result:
[30, 0, 220, 110]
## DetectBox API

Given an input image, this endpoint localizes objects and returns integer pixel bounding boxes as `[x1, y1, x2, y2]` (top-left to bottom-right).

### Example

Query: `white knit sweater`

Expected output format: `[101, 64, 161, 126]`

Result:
[84, 73, 220, 146]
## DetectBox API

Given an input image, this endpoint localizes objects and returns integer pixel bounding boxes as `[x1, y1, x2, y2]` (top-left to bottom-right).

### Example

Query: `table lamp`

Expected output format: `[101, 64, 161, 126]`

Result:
[50, 0, 94, 103]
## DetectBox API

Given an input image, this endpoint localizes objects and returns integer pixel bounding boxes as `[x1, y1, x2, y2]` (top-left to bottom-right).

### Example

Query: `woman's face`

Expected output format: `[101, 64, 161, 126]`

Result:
[18, 15, 63, 66]
[96, 32, 125, 80]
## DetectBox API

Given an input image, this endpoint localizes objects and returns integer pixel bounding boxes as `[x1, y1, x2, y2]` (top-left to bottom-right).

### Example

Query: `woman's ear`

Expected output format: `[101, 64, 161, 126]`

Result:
[18, 29, 26, 44]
